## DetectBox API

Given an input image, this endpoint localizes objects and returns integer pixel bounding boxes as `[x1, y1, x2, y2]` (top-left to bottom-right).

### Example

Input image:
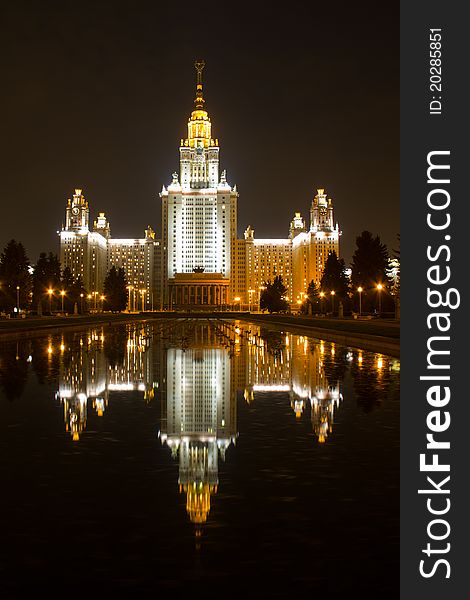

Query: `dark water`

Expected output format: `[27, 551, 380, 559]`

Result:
[0, 319, 399, 597]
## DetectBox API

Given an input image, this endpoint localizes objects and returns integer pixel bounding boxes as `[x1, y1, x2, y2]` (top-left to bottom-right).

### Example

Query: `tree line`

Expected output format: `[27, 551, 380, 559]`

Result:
[260, 230, 400, 315]
[0, 239, 128, 314]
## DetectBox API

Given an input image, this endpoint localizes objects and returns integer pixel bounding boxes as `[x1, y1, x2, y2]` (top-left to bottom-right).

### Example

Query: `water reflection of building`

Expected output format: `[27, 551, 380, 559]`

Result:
[55, 321, 347, 447]
[160, 323, 236, 529]
[56, 326, 155, 440]
[234, 327, 343, 443]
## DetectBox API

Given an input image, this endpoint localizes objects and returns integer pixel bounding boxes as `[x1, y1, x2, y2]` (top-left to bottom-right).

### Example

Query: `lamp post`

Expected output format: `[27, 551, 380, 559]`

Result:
[80, 293, 84, 314]
[377, 283, 383, 315]
[48, 288, 53, 314]
[248, 289, 254, 312]
[357, 286, 363, 316]
[140, 289, 146, 312]
[127, 285, 133, 312]
[234, 296, 240, 312]
[100, 295, 105, 312]
[93, 291, 98, 311]
[258, 285, 266, 312]
[60, 290, 65, 312]
[331, 290, 335, 315]
[16, 285, 20, 313]
[319, 291, 325, 314]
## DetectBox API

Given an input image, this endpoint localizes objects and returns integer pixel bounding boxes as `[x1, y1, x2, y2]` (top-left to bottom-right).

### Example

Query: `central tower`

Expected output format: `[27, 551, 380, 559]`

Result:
[179, 60, 220, 189]
[160, 61, 238, 309]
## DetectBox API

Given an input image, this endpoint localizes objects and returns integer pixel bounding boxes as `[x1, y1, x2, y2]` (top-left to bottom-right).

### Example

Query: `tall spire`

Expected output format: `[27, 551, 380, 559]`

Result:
[194, 59, 205, 109]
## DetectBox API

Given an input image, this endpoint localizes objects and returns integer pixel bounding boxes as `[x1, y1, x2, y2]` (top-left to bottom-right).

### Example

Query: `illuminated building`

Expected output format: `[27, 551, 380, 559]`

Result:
[58, 64, 341, 311]
[59, 189, 161, 309]
[241, 226, 293, 308]
[59, 189, 108, 293]
[292, 188, 341, 303]
[160, 60, 237, 308]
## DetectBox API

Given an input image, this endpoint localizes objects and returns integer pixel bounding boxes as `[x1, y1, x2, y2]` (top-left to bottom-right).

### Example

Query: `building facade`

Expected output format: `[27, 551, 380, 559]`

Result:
[59, 190, 160, 310]
[58, 62, 341, 311]
[160, 60, 237, 309]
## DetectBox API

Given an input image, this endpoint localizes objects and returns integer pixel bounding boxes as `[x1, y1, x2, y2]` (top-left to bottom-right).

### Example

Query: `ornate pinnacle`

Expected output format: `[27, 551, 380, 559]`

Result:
[194, 59, 205, 109]
[195, 59, 205, 84]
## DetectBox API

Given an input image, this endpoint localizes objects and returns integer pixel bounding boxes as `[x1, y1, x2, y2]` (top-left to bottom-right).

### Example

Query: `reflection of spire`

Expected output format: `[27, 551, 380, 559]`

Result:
[62, 394, 87, 441]
[311, 384, 342, 444]
[160, 325, 237, 536]
[56, 324, 155, 440]
[290, 395, 305, 418]
[181, 481, 217, 525]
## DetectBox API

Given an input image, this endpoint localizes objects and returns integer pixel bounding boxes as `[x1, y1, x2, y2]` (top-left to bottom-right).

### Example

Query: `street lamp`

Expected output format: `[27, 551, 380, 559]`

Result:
[60, 290, 66, 312]
[16, 285, 20, 313]
[319, 291, 325, 314]
[357, 286, 363, 316]
[127, 285, 133, 312]
[80, 293, 84, 314]
[47, 288, 53, 314]
[331, 290, 335, 315]
[140, 289, 146, 312]
[258, 285, 266, 312]
[100, 295, 105, 311]
[248, 289, 254, 312]
[234, 296, 240, 311]
[377, 283, 383, 315]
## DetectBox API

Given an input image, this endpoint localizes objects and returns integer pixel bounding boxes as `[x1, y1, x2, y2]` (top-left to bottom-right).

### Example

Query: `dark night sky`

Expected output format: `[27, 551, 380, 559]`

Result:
[0, 1, 399, 265]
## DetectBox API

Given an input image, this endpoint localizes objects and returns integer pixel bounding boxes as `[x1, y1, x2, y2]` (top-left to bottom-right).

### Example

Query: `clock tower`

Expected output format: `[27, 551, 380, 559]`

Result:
[65, 188, 89, 232]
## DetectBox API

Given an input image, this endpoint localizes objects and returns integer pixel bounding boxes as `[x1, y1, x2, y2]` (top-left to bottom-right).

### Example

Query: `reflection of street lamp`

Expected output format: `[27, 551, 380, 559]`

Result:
[47, 288, 53, 314]
[319, 291, 325, 314]
[358, 286, 363, 316]
[377, 283, 383, 315]
[60, 290, 65, 312]
[331, 290, 335, 315]
[126, 285, 133, 312]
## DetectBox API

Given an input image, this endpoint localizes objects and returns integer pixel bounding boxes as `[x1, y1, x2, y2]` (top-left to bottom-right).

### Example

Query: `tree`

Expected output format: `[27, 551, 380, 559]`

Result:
[0, 240, 32, 312]
[259, 275, 289, 313]
[301, 280, 320, 314]
[320, 251, 350, 313]
[32, 252, 62, 313]
[59, 267, 87, 313]
[350, 231, 390, 312]
[388, 233, 400, 319]
[69, 276, 87, 313]
[389, 233, 400, 296]
[103, 266, 127, 312]
[351, 231, 390, 289]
